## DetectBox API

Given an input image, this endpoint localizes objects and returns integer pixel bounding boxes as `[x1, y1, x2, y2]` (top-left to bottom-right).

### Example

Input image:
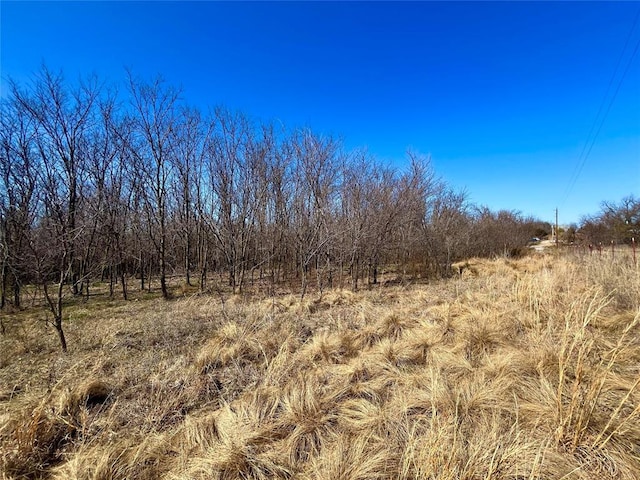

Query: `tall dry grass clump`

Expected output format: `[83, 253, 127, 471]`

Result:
[1, 252, 639, 479]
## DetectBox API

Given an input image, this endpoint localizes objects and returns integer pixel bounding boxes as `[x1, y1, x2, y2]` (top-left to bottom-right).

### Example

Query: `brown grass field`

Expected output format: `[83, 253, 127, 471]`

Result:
[1, 249, 639, 479]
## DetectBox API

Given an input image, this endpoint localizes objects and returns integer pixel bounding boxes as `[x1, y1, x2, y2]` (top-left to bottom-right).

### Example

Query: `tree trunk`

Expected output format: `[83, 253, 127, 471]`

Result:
[160, 256, 168, 299]
[200, 246, 207, 292]
[121, 269, 128, 300]
[160, 216, 169, 299]
[140, 254, 145, 291]
[237, 264, 245, 294]
[72, 272, 79, 295]
[54, 318, 68, 352]
[13, 275, 20, 308]
[84, 276, 90, 301]
[0, 263, 6, 309]
[147, 260, 152, 293]
[44, 272, 68, 352]
[351, 257, 359, 292]
[185, 237, 192, 286]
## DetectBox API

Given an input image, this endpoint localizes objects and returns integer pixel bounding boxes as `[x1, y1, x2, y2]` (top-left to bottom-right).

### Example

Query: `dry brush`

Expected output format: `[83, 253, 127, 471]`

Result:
[1, 251, 639, 479]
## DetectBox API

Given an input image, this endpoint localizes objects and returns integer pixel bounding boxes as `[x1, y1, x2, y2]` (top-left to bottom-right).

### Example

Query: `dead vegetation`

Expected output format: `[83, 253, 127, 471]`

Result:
[1, 251, 639, 479]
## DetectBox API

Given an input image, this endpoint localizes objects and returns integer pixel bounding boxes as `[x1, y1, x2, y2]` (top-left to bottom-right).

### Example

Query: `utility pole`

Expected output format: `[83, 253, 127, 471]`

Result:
[555, 208, 559, 248]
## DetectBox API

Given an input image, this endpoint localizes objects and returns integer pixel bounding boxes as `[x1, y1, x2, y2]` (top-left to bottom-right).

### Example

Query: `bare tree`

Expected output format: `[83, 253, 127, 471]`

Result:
[126, 73, 180, 299]
[289, 130, 340, 298]
[467, 207, 534, 258]
[171, 106, 212, 287]
[206, 108, 270, 294]
[1, 66, 564, 338]
[395, 151, 443, 279]
[422, 189, 470, 276]
[600, 195, 640, 244]
[0, 96, 39, 310]
[90, 96, 134, 299]
[8, 67, 100, 351]
[359, 161, 404, 286]
[339, 152, 374, 290]
[263, 130, 293, 287]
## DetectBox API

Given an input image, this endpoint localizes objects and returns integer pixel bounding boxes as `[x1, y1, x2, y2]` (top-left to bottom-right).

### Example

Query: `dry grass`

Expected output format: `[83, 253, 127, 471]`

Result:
[1, 251, 639, 479]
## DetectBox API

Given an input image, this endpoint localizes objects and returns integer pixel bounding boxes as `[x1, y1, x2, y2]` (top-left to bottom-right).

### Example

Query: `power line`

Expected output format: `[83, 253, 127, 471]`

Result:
[562, 36, 640, 207]
[560, 8, 640, 208]
[573, 39, 640, 181]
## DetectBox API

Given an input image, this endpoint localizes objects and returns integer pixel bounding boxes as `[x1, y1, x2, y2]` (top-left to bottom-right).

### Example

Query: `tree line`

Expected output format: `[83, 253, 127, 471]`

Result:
[577, 195, 639, 246]
[0, 67, 549, 349]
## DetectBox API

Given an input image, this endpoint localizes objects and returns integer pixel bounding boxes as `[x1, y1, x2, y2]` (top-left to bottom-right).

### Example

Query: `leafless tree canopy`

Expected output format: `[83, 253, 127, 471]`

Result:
[0, 67, 551, 349]
[579, 195, 640, 245]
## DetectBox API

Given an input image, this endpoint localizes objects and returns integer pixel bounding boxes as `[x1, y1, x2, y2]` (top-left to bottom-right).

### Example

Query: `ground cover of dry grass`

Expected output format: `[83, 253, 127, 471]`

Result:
[1, 249, 639, 479]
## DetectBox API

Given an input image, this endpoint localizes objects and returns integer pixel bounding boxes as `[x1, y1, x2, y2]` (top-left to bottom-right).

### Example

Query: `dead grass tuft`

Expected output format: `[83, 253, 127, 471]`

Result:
[2, 379, 113, 478]
[2, 253, 640, 479]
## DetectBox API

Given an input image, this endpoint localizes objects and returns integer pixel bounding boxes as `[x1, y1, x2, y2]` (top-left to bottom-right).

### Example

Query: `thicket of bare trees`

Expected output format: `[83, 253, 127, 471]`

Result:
[579, 195, 639, 246]
[0, 67, 548, 349]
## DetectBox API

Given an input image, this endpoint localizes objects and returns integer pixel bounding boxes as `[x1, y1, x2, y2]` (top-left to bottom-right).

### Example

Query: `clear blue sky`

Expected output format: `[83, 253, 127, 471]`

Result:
[2, 1, 639, 225]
